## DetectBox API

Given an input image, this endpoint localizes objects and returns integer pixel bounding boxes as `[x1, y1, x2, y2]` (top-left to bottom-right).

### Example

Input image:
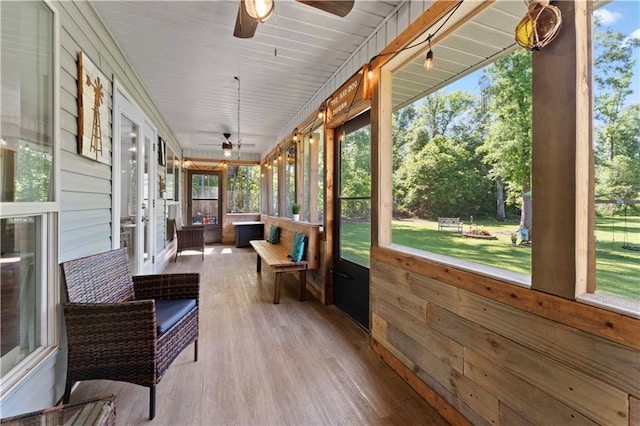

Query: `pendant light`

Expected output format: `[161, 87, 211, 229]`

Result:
[244, 0, 274, 23]
[423, 38, 434, 70]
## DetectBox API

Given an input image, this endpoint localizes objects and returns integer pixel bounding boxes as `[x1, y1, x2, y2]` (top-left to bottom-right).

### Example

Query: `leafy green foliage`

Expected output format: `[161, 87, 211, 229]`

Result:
[477, 49, 532, 228]
[592, 20, 640, 210]
[227, 165, 260, 213]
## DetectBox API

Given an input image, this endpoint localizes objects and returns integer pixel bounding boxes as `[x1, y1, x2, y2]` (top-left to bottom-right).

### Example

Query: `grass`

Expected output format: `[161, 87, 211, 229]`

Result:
[340, 216, 639, 300]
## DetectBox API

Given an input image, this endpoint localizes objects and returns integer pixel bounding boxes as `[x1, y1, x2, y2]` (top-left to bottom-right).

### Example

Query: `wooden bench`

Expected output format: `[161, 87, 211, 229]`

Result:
[437, 217, 463, 232]
[250, 216, 321, 304]
[250, 240, 308, 304]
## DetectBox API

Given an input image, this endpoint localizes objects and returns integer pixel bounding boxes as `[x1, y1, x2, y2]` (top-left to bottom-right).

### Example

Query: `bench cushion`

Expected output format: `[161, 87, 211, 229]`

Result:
[155, 299, 196, 334]
[268, 225, 280, 244]
[289, 232, 306, 262]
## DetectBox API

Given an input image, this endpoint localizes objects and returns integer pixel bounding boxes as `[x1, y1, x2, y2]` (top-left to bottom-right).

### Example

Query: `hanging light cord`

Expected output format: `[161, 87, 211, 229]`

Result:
[335, 1, 464, 139]
[368, 0, 464, 66]
[235, 76, 241, 159]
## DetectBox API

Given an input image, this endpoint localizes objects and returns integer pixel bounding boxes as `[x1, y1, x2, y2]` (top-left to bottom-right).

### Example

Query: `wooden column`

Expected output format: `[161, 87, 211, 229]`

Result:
[372, 68, 393, 248]
[532, 0, 594, 298]
[324, 127, 335, 305]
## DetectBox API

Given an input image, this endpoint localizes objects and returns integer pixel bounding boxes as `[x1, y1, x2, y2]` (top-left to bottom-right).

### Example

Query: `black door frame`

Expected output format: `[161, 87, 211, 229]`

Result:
[186, 170, 223, 243]
[332, 111, 371, 329]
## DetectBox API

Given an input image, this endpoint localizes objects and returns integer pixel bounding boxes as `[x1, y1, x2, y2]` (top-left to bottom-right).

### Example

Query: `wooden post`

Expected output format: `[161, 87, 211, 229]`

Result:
[372, 68, 393, 247]
[532, 0, 594, 298]
[324, 127, 335, 305]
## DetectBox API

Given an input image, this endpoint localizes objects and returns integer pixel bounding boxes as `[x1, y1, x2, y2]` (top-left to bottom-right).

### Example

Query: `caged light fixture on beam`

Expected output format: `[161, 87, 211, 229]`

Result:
[515, 0, 562, 51]
[287, 145, 296, 165]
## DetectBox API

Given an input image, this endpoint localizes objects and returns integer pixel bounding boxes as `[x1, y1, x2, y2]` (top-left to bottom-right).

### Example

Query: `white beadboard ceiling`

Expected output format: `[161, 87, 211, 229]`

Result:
[93, 0, 528, 158]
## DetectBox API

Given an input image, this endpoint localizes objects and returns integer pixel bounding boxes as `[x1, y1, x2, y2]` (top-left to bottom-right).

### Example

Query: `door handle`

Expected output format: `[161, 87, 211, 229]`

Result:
[331, 268, 353, 280]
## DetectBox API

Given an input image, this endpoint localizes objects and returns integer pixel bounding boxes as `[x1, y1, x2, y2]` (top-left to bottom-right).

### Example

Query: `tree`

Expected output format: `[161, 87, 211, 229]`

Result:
[592, 19, 640, 212]
[340, 125, 371, 219]
[478, 49, 532, 230]
[593, 22, 640, 162]
[394, 136, 490, 218]
[392, 90, 494, 219]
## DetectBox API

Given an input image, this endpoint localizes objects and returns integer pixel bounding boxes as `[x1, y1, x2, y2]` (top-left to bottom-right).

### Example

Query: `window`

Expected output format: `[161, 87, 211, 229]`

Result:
[165, 148, 179, 201]
[312, 126, 325, 223]
[339, 121, 371, 267]
[285, 142, 296, 218]
[592, 1, 640, 301]
[1, 217, 42, 376]
[226, 164, 260, 213]
[0, 0, 57, 388]
[271, 157, 278, 215]
[1, 1, 54, 203]
[390, 48, 532, 281]
[190, 172, 220, 224]
[303, 135, 311, 221]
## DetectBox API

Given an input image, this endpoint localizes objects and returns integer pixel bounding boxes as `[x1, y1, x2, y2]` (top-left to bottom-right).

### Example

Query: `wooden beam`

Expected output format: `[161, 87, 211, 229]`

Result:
[183, 157, 259, 165]
[532, 0, 594, 298]
[371, 0, 461, 70]
[324, 127, 335, 305]
[373, 68, 393, 247]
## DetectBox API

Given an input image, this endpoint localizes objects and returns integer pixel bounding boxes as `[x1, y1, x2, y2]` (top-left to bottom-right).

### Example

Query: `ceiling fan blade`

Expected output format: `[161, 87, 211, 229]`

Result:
[234, 0, 258, 39]
[197, 143, 256, 148]
[296, 0, 354, 17]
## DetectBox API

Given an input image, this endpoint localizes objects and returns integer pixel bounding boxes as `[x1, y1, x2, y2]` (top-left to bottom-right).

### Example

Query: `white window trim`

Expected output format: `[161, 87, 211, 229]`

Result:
[0, 0, 60, 398]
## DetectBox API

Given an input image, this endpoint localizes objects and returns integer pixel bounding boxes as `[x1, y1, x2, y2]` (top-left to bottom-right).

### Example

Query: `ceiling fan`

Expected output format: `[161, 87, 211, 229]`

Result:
[234, 0, 355, 39]
[197, 133, 255, 155]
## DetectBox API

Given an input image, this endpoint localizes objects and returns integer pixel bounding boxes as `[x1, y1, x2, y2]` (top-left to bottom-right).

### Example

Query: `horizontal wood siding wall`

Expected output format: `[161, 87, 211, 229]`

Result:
[370, 247, 639, 425]
[58, 1, 180, 263]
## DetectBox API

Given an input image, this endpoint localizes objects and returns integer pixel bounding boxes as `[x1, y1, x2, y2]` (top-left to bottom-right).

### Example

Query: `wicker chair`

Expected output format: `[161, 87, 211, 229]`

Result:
[61, 248, 199, 420]
[173, 219, 205, 261]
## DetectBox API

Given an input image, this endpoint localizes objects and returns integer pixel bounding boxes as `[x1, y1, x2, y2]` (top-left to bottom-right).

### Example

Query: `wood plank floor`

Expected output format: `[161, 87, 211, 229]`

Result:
[68, 245, 449, 425]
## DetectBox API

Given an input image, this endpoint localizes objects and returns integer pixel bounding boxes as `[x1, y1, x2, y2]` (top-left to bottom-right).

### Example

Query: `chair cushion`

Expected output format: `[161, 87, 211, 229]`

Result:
[155, 299, 196, 335]
[288, 232, 306, 262]
[268, 225, 280, 244]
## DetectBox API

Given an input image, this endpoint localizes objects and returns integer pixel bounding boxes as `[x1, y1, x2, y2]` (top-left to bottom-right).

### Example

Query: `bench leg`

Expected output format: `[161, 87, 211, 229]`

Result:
[298, 269, 307, 301]
[256, 253, 262, 272]
[273, 273, 281, 304]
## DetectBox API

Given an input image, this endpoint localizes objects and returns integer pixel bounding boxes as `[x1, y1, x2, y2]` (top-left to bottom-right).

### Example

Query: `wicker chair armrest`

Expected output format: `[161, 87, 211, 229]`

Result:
[64, 300, 157, 345]
[132, 273, 200, 301]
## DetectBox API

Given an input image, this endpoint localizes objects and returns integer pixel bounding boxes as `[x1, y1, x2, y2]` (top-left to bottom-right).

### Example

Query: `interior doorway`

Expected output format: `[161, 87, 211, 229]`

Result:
[186, 170, 223, 244]
[114, 84, 157, 274]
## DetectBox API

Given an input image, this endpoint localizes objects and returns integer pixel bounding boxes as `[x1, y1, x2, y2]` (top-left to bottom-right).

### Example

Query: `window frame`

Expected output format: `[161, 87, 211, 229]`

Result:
[0, 0, 60, 395]
[373, 0, 638, 315]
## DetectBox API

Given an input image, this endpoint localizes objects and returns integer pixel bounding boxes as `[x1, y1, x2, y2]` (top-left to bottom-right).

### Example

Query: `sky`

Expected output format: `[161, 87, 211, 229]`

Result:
[444, 0, 640, 104]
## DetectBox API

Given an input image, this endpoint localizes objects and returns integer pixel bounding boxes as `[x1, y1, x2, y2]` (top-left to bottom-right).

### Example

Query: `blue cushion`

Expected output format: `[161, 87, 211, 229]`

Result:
[288, 232, 306, 262]
[155, 299, 196, 335]
[268, 225, 280, 244]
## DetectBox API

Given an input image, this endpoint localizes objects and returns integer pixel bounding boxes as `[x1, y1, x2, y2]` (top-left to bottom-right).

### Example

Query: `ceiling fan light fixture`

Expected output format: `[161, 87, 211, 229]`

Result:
[222, 141, 233, 157]
[244, 0, 274, 23]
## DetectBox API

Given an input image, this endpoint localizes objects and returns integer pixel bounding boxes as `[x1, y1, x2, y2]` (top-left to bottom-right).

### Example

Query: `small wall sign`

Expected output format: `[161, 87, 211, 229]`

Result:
[77, 51, 111, 165]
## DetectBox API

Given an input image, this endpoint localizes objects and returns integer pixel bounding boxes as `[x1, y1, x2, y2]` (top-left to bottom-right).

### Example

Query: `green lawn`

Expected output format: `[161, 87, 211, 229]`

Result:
[340, 216, 639, 300]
